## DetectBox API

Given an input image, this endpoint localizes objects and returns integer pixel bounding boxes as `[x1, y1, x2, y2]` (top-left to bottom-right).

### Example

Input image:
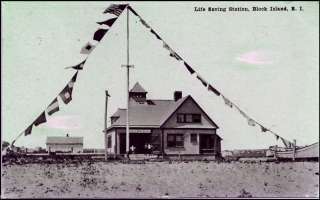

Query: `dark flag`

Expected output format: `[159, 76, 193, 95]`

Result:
[33, 112, 47, 126]
[59, 72, 78, 104]
[196, 74, 208, 87]
[183, 62, 195, 75]
[80, 42, 95, 54]
[46, 98, 59, 116]
[208, 84, 220, 96]
[97, 18, 117, 27]
[93, 29, 108, 42]
[222, 95, 233, 108]
[24, 124, 33, 136]
[140, 19, 150, 29]
[103, 4, 127, 16]
[150, 29, 161, 40]
[128, 6, 139, 16]
[275, 134, 279, 140]
[169, 51, 182, 61]
[260, 125, 268, 132]
[65, 60, 86, 70]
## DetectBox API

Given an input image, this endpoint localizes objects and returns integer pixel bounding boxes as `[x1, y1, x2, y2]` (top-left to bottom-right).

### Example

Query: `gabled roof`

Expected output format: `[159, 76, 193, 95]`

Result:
[107, 95, 219, 131]
[130, 82, 147, 93]
[46, 136, 83, 144]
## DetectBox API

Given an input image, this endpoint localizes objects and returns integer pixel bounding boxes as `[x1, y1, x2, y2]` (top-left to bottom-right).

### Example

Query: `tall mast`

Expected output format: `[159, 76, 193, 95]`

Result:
[122, 6, 133, 155]
[126, 7, 130, 154]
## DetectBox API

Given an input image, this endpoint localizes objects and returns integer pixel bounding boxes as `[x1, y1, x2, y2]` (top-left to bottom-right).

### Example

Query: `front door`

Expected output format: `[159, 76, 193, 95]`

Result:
[199, 134, 215, 154]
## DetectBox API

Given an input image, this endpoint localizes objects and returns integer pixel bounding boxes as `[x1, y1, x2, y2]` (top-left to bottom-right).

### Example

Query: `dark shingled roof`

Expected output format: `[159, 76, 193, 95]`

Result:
[107, 95, 219, 131]
[46, 136, 83, 144]
[110, 96, 188, 128]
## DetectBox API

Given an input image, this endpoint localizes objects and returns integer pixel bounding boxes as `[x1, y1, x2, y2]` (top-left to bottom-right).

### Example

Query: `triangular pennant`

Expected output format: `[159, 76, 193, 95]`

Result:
[163, 42, 170, 50]
[46, 98, 59, 116]
[93, 29, 108, 42]
[65, 60, 86, 70]
[33, 112, 47, 126]
[183, 62, 195, 74]
[222, 95, 233, 108]
[196, 74, 208, 87]
[24, 124, 33, 136]
[97, 18, 117, 27]
[260, 125, 268, 132]
[103, 4, 128, 16]
[247, 118, 256, 127]
[80, 42, 95, 54]
[150, 29, 161, 40]
[208, 84, 220, 96]
[169, 51, 182, 61]
[59, 72, 78, 104]
[140, 18, 150, 29]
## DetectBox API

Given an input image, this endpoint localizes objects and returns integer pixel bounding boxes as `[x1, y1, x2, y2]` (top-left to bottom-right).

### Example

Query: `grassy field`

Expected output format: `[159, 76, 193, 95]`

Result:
[1, 161, 319, 198]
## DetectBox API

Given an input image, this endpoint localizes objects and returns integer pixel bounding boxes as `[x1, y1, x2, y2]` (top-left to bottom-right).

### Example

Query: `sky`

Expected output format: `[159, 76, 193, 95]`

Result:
[2, 1, 319, 150]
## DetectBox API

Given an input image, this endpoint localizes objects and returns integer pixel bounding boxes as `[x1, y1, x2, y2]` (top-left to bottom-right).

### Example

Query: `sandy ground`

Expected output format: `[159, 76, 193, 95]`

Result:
[1, 161, 319, 198]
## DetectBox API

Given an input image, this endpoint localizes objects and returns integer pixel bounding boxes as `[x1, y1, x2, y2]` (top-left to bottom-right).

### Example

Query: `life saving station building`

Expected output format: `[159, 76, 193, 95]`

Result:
[105, 82, 222, 158]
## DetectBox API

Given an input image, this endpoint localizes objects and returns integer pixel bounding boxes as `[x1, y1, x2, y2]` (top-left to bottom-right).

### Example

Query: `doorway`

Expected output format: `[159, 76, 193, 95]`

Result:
[119, 133, 151, 154]
[199, 134, 215, 154]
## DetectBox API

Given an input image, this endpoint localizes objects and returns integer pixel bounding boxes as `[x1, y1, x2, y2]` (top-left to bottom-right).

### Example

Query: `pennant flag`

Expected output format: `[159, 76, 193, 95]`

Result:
[24, 124, 33, 136]
[196, 74, 208, 87]
[247, 118, 256, 127]
[128, 6, 139, 16]
[33, 112, 47, 126]
[208, 84, 220, 96]
[280, 137, 293, 148]
[238, 109, 248, 119]
[46, 98, 59, 116]
[150, 29, 161, 40]
[80, 42, 95, 54]
[103, 4, 127, 16]
[97, 17, 117, 27]
[222, 95, 233, 108]
[183, 62, 195, 74]
[93, 29, 108, 42]
[59, 72, 78, 104]
[169, 51, 182, 61]
[260, 125, 268, 132]
[163, 42, 170, 51]
[140, 19, 150, 29]
[65, 60, 86, 70]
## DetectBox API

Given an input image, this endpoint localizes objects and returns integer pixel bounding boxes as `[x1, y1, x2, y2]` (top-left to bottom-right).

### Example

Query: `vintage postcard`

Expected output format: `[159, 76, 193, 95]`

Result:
[1, 1, 319, 199]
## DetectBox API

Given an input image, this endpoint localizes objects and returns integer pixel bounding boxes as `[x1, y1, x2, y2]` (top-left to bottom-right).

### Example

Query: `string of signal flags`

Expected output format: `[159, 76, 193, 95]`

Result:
[11, 4, 295, 149]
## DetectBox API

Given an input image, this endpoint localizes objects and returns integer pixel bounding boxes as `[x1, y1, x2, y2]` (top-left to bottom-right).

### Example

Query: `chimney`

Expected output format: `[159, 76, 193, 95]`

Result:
[174, 91, 182, 101]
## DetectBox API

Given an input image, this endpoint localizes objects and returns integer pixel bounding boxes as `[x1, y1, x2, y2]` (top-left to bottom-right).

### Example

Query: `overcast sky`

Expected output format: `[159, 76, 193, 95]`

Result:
[2, 1, 319, 150]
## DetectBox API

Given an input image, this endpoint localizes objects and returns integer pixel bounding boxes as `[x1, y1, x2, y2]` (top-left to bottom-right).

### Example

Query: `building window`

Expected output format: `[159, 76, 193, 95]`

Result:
[185, 114, 193, 123]
[107, 135, 112, 148]
[167, 134, 184, 148]
[192, 114, 201, 123]
[177, 113, 202, 123]
[177, 114, 185, 123]
[190, 134, 197, 144]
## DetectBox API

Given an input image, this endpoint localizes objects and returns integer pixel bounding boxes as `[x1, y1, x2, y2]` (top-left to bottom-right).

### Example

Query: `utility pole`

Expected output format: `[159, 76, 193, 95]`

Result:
[104, 90, 110, 161]
[121, 7, 134, 157]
